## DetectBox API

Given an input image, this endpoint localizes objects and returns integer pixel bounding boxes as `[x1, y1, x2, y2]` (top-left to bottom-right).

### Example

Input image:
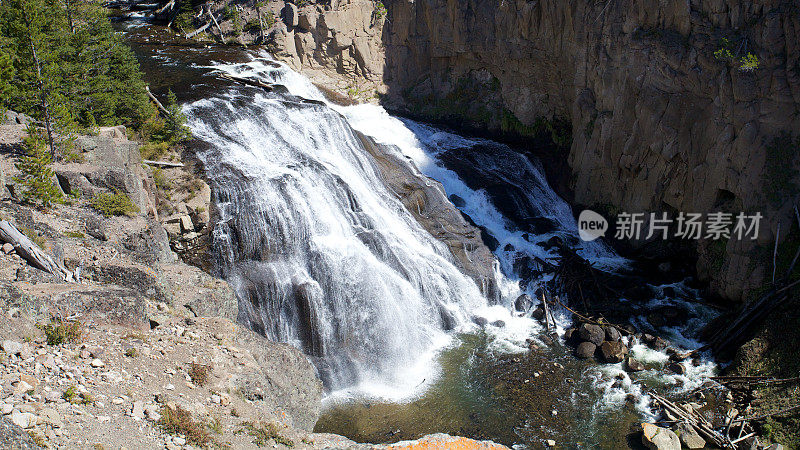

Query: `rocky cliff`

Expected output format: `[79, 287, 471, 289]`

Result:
[247, 0, 800, 303]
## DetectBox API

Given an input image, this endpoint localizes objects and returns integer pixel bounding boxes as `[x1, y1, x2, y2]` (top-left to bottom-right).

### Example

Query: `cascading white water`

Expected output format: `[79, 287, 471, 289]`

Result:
[184, 57, 487, 395]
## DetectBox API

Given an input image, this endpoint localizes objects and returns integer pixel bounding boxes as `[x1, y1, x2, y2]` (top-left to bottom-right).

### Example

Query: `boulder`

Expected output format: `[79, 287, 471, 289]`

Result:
[676, 422, 706, 449]
[9, 411, 36, 429]
[605, 326, 621, 342]
[1, 340, 22, 356]
[514, 294, 533, 312]
[575, 341, 597, 359]
[600, 341, 628, 363]
[0, 416, 41, 449]
[626, 356, 645, 372]
[668, 362, 686, 375]
[563, 327, 581, 345]
[641, 423, 680, 450]
[577, 323, 605, 345]
[531, 305, 545, 321]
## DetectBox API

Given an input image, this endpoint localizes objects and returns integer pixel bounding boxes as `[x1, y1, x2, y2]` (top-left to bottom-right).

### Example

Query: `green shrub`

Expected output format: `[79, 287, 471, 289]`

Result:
[714, 37, 760, 72]
[373, 0, 386, 20]
[239, 422, 294, 447]
[158, 405, 211, 446]
[90, 190, 139, 217]
[39, 318, 83, 345]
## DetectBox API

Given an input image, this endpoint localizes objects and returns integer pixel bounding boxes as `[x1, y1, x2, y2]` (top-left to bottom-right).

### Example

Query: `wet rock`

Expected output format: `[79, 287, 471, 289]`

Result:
[626, 357, 645, 372]
[600, 341, 628, 363]
[605, 326, 621, 342]
[563, 327, 578, 344]
[577, 323, 605, 346]
[447, 194, 466, 208]
[473, 316, 488, 327]
[514, 294, 533, 312]
[523, 217, 557, 235]
[491, 320, 505, 328]
[531, 304, 545, 321]
[643, 334, 668, 350]
[676, 422, 705, 449]
[668, 362, 686, 375]
[641, 423, 680, 450]
[575, 342, 596, 359]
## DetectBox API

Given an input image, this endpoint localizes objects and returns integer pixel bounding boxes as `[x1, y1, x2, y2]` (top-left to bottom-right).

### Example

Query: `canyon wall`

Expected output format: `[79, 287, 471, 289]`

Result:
[251, 0, 800, 303]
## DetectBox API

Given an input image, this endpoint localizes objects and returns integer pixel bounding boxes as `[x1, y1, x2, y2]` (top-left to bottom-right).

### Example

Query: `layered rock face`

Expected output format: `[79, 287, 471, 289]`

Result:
[265, 0, 800, 302]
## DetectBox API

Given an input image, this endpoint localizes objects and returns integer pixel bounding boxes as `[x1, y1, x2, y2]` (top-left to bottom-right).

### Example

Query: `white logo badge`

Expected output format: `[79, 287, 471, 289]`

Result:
[578, 210, 608, 241]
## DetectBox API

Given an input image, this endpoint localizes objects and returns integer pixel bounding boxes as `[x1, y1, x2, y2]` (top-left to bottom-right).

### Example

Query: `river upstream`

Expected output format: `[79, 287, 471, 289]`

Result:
[119, 17, 723, 449]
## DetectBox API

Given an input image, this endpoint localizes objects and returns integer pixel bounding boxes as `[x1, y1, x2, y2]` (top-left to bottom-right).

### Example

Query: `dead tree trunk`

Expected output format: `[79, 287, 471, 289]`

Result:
[0, 220, 75, 282]
[206, 7, 226, 44]
[22, 9, 57, 160]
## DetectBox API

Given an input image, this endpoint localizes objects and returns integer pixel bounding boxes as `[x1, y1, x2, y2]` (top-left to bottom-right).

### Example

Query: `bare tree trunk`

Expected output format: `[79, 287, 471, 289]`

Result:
[22, 8, 57, 160]
[256, 5, 265, 43]
[0, 220, 75, 282]
[206, 6, 226, 44]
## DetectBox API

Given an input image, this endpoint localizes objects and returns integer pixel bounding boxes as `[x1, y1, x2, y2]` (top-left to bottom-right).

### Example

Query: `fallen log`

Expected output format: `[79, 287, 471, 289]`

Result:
[0, 220, 75, 282]
[206, 8, 226, 44]
[185, 21, 212, 39]
[649, 393, 730, 448]
[143, 159, 185, 168]
[154, 0, 174, 15]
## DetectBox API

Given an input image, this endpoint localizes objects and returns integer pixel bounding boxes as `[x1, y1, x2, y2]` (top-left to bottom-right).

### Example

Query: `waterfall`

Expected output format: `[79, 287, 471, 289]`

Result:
[184, 57, 487, 394]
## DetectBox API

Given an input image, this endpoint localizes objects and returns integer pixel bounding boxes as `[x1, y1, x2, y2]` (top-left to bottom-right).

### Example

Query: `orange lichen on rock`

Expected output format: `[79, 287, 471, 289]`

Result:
[388, 433, 509, 450]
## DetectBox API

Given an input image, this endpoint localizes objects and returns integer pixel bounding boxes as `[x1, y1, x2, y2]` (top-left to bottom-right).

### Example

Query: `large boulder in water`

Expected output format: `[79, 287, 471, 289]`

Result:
[600, 341, 628, 363]
[626, 356, 645, 372]
[605, 326, 622, 342]
[514, 294, 533, 312]
[577, 323, 605, 345]
[641, 423, 680, 450]
[575, 341, 597, 359]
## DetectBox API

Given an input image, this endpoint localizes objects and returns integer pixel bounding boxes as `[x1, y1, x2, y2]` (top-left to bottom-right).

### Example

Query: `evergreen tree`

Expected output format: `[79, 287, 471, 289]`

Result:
[14, 126, 64, 208]
[0, 0, 157, 148]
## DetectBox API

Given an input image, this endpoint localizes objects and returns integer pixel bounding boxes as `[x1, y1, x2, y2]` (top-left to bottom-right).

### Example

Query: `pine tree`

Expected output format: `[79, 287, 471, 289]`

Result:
[0, 0, 156, 139]
[14, 126, 64, 208]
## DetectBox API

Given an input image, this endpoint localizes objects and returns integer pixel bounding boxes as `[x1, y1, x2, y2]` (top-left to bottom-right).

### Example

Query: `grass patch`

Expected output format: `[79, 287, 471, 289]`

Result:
[124, 347, 138, 358]
[63, 385, 93, 405]
[39, 318, 82, 345]
[62, 230, 85, 238]
[90, 190, 139, 217]
[158, 405, 211, 446]
[188, 362, 212, 386]
[239, 421, 294, 447]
